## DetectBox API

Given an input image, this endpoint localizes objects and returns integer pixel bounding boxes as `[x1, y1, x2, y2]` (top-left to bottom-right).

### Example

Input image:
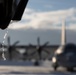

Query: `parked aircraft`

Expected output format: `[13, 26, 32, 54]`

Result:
[52, 19, 76, 71]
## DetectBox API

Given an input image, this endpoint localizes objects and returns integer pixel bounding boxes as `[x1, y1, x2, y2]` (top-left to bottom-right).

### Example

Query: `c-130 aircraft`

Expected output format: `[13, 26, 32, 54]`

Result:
[0, 0, 28, 29]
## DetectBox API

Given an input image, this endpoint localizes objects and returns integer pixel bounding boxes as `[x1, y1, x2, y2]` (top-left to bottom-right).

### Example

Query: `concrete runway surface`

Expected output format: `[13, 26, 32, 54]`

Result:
[0, 66, 76, 75]
[0, 60, 75, 75]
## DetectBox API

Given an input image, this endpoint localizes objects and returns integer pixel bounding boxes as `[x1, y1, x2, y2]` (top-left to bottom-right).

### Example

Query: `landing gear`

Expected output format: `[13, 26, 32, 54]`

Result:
[54, 65, 58, 70]
[34, 60, 39, 66]
[67, 68, 74, 72]
[53, 63, 58, 70]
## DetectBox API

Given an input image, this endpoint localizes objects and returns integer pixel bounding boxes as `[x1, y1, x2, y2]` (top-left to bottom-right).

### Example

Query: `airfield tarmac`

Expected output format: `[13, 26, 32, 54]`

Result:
[0, 60, 76, 75]
[0, 66, 76, 75]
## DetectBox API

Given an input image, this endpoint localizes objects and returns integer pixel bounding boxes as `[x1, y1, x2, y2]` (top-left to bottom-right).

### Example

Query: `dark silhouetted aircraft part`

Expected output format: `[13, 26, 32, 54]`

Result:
[0, 0, 13, 29]
[0, 0, 28, 29]
[12, 0, 28, 21]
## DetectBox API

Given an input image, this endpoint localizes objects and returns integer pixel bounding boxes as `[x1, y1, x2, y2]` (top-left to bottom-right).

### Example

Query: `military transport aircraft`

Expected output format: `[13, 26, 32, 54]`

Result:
[52, 19, 76, 71]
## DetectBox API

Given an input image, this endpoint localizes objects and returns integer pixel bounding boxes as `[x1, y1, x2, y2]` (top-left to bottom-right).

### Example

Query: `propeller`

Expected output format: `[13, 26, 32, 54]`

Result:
[7, 36, 19, 60]
[29, 37, 50, 60]
[22, 46, 34, 61]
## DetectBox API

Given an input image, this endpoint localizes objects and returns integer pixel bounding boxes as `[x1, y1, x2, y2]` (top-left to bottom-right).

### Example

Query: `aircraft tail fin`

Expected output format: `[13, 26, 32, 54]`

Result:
[61, 19, 66, 45]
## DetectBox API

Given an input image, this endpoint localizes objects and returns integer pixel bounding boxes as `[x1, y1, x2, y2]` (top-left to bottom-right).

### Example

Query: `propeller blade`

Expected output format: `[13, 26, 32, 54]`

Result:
[43, 49, 50, 54]
[29, 44, 34, 47]
[37, 37, 40, 46]
[42, 42, 49, 47]
[30, 51, 37, 56]
[13, 41, 19, 46]
[7, 36, 10, 47]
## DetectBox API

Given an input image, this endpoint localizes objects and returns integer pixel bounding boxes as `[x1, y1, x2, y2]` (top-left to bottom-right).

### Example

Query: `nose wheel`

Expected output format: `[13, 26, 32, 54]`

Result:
[52, 63, 58, 70]
[34, 60, 39, 66]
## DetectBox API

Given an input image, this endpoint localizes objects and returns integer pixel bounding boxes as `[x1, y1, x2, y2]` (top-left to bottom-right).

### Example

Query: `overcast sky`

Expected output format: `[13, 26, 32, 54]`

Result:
[0, 0, 76, 45]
